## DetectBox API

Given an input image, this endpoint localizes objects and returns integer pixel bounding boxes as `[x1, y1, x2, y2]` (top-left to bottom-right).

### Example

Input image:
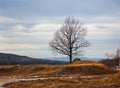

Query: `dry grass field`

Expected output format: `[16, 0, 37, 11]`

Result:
[0, 60, 119, 88]
[0, 60, 115, 76]
[5, 72, 120, 88]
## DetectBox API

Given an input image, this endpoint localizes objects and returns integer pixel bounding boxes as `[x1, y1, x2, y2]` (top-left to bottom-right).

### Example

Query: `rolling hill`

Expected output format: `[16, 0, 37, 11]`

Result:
[0, 53, 67, 65]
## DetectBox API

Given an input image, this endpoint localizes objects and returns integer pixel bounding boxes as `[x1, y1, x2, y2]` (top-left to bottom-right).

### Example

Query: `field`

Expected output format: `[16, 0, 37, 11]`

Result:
[5, 73, 120, 88]
[0, 60, 120, 88]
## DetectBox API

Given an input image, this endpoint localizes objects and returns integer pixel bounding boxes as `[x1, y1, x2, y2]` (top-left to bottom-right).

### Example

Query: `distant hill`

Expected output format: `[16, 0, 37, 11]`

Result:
[44, 57, 104, 62]
[0, 53, 68, 65]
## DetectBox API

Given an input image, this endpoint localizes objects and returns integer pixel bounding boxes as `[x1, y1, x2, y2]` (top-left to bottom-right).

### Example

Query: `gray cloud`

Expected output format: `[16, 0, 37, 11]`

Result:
[0, 0, 120, 58]
[0, 0, 120, 17]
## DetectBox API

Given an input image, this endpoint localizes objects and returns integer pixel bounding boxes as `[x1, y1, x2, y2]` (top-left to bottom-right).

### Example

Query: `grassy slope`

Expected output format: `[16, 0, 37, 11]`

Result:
[61, 60, 115, 75]
[5, 72, 120, 88]
[1, 60, 120, 88]
[0, 60, 115, 76]
[102, 71, 120, 87]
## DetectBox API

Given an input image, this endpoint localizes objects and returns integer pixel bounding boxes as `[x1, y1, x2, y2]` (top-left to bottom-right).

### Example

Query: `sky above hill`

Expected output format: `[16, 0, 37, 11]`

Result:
[0, 0, 120, 59]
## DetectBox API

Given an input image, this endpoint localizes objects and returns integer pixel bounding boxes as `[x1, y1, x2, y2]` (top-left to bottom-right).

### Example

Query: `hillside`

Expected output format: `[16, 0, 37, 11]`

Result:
[0, 59, 115, 76]
[61, 59, 115, 75]
[1, 60, 118, 88]
[0, 53, 67, 65]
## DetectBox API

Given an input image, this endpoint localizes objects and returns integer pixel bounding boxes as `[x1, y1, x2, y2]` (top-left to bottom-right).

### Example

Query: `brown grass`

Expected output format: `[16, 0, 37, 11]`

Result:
[1, 60, 119, 88]
[0, 60, 116, 77]
[102, 71, 120, 87]
[0, 65, 63, 76]
[60, 65, 115, 76]
[5, 73, 120, 88]
[4, 77, 103, 88]
[61, 60, 115, 76]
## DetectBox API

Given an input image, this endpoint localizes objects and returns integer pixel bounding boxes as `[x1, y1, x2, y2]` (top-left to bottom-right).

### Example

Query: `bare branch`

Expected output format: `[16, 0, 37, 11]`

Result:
[49, 16, 90, 63]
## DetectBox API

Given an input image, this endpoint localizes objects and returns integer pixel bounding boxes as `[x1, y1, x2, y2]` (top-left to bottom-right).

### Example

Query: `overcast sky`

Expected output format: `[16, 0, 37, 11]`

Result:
[0, 0, 120, 58]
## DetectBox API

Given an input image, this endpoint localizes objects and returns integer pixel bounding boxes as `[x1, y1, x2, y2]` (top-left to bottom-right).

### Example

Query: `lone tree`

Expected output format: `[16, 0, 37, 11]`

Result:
[49, 17, 90, 63]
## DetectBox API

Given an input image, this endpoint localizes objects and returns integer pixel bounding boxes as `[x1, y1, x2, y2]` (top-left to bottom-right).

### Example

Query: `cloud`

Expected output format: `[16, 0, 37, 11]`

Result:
[1, 0, 120, 18]
[88, 30, 120, 40]
[0, 43, 47, 51]
[95, 26, 110, 29]
[0, 16, 16, 23]
[85, 16, 120, 23]
[12, 25, 26, 31]
[0, 31, 54, 45]
[86, 22, 120, 31]
[0, 0, 120, 58]
[29, 24, 60, 32]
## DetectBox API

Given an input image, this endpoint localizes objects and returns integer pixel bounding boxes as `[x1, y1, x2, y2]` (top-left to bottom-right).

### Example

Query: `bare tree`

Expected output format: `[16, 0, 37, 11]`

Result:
[105, 48, 120, 59]
[104, 48, 120, 69]
[49, 17, 90, 63]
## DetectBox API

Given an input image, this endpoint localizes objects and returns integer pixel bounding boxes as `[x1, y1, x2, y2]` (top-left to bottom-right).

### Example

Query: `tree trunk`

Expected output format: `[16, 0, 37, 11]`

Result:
[69, 55, 72, 63]
[69, 46, 72, 63]
[69, 45, 72, 63]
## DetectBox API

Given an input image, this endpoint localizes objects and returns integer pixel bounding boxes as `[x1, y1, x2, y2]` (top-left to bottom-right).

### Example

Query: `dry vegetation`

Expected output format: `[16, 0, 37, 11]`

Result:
[102, 71, 120, 87]
[0, 60, 119, 88]
[5, 72, 120, 88]
[0, 60, 115, 76]
[0, 65, 63, 76]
